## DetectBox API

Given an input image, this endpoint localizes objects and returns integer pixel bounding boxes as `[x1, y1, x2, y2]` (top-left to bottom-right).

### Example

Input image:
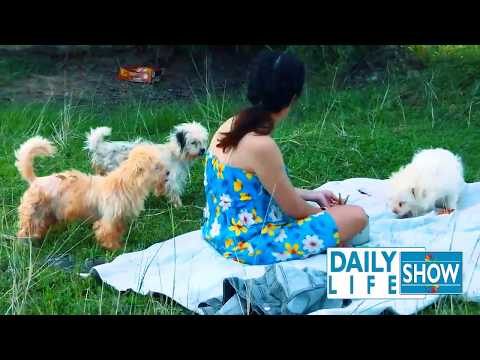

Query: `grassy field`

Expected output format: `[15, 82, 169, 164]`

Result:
[1, 46, 480, 314]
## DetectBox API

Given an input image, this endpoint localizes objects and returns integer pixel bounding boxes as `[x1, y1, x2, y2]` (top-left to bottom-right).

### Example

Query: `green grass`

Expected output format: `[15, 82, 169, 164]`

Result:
[1, 46, 480, 314]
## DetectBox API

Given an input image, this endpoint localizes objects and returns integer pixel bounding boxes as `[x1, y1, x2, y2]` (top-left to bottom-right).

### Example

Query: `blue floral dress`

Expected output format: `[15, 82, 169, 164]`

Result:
[201, 152, 341, 265]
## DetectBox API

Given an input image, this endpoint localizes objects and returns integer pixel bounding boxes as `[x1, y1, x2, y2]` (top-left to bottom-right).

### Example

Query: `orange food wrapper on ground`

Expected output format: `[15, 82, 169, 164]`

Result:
[117, 65, 164, 84]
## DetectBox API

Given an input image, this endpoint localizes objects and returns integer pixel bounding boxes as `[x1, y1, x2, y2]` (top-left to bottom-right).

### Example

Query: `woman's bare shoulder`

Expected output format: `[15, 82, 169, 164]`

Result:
[233, 133, 283, 173]
[240, 133, 280, 157]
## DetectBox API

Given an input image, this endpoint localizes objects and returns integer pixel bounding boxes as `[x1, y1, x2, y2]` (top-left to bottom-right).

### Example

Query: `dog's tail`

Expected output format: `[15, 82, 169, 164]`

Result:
[15, 136, 56, 184]
[85, 127, 111, 153]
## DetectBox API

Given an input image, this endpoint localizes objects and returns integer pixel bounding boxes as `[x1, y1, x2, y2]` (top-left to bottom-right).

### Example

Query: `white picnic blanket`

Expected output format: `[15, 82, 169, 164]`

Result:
[93, 178, 480, 315]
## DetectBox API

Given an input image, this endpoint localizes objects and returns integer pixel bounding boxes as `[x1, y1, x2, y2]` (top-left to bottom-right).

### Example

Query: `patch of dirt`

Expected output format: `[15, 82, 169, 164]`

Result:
[0, 46, 253, 106]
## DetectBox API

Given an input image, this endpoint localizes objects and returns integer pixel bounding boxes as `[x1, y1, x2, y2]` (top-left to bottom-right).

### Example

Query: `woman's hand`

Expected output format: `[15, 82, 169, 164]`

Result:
[307, 190, 339, 208]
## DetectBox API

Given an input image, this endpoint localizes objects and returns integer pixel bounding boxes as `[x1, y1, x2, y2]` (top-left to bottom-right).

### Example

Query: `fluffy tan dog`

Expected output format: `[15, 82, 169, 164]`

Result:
[15, 136, 168, 250]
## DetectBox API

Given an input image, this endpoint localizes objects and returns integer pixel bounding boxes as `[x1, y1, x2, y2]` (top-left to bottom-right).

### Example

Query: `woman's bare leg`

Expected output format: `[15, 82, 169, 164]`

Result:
[325, 205, 368, 243]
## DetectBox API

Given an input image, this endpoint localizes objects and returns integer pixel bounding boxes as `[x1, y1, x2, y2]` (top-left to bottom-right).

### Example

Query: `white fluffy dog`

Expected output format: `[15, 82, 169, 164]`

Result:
[388, 148, 465, 218]
[85, 122, 209, 208]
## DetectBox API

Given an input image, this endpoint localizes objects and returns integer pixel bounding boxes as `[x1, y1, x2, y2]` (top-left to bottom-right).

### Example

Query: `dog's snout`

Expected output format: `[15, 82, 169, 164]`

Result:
[199, 148, 206, 156]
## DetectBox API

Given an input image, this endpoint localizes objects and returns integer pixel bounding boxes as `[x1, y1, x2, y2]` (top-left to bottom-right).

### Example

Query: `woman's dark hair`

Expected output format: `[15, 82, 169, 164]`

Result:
[217, 50, 305, 152]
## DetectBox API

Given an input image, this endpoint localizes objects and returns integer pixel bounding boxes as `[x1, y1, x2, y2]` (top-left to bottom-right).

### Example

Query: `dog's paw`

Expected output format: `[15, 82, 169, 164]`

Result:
[436, 208, 455, 216]
[171, 197, 183, 208]
[167, 193, 183, 208]
[93, 220, 125, 251]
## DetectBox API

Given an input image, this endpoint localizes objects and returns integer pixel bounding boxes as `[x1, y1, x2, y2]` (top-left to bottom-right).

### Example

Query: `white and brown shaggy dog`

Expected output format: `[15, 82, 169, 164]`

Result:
[388, 148, 465, 218]
[15, 136, 168, 250]
[85, 122, 209, 208]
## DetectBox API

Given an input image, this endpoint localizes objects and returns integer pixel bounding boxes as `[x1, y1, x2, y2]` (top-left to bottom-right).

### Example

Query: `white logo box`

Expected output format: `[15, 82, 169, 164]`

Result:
[327, 247, 426, 300]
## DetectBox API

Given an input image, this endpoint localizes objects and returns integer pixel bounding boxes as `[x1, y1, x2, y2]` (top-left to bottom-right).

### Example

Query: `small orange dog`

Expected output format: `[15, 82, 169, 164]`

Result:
[15, 136, 168, 250]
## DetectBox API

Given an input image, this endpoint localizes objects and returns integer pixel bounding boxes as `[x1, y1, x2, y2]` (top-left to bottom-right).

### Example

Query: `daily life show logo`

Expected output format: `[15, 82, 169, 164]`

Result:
[327, 248, 463, 299]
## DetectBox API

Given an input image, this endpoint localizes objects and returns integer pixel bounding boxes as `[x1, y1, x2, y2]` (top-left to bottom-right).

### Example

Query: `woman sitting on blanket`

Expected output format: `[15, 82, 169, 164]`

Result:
[201, 50, 369, 265]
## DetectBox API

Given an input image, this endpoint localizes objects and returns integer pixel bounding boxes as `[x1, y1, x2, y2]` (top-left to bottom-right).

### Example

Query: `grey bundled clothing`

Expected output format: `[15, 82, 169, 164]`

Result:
[198, 263, 349, 315]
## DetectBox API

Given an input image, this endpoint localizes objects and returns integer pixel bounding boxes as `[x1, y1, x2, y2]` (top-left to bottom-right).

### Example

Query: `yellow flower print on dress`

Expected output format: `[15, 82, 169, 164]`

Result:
[229, 218, 248, 236]
[261, 223, 279, 236]
[252, 208, 263, 223]
[244, 170, 254, 180]
[215, 206, 221, 217]
[233, 179, 243, 192]
[223, 252, 232, 258]
[285, 243, 304, 256]
[225, 238, 234, 248]
[233, 241, 251, 252]
[212, 157, 218, 170]
[297, 217, 312, 226]
[334, 231, 342, 246]
[217, 163, 225, 179]
[239, 192, 252, 201]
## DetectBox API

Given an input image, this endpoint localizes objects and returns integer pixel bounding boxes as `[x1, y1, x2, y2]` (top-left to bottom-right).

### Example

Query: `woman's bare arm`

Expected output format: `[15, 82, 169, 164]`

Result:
[296, 188, 319, 201]
[247, 136, 321, 219]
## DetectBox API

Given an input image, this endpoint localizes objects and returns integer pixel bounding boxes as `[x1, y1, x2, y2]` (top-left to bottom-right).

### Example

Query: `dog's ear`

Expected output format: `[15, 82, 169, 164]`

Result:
[176, 130, 186, 152]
